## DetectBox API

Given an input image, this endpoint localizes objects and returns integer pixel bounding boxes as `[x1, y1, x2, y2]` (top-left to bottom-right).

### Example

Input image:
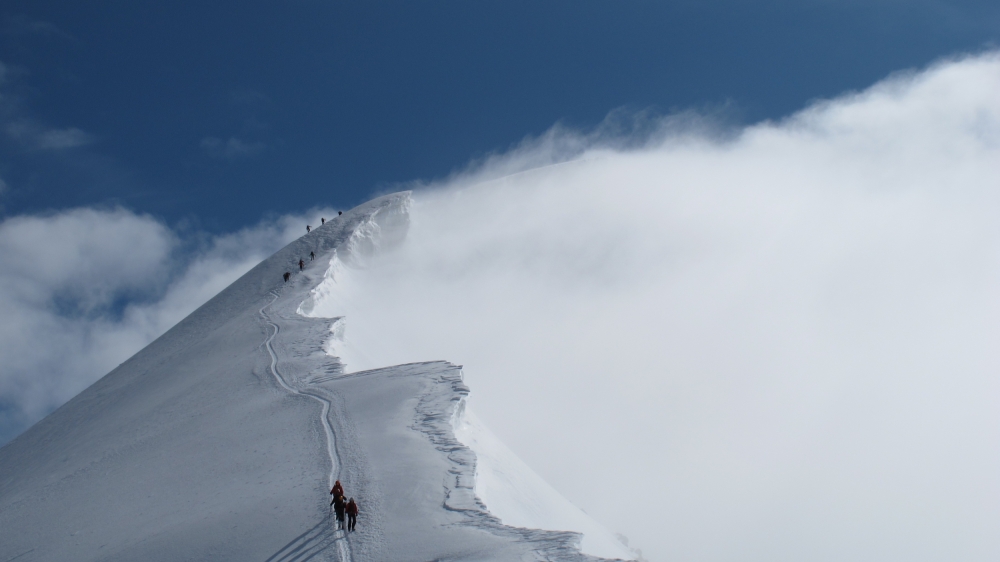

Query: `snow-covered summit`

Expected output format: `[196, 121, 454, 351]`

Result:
[0, 192, 634, 561]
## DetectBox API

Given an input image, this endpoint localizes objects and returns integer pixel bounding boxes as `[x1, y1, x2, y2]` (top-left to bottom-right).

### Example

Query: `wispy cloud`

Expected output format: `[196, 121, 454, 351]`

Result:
[0, 61, 94, 152]
[5, 121, 94, 150]
[2, 15, 71, 40]
[200, 136, 265, 160]
[34, 127, 93, 149]
[229, 89, 270, 108]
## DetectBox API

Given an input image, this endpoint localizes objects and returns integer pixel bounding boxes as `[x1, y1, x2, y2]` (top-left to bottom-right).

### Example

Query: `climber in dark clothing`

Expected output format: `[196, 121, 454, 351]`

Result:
[283, 272, 290, 282]
[321, 217, 325, 225]
[332, 494, 346, 530]
[306, 225, 311, 233]
[338, 211, 342, 216]
[299, 259, 305, 271]
[310, 251, 315, 261]
[346, 498, 358, 531]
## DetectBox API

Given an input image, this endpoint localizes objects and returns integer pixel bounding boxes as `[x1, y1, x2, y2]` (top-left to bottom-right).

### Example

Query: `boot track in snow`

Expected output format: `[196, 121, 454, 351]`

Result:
[261, 291, 353, 562]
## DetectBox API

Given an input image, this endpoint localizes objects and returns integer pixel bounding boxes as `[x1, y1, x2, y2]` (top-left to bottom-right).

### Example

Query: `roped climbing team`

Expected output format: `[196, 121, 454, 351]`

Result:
[330, 480, 359, 531]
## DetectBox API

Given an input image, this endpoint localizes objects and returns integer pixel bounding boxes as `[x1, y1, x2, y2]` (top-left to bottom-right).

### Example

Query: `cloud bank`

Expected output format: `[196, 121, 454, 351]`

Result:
[0, 206, 336, 443]
[309, 52, 1000, 561]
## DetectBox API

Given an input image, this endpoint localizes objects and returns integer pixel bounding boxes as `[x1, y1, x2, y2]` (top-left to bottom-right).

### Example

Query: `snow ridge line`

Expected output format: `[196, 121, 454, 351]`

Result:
[410, 367, 618, 562]
[261, 292, 353, 562]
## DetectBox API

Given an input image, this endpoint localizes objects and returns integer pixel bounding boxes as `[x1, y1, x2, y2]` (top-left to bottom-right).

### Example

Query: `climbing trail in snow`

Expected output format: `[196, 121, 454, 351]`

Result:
[261, 291, 353, 562]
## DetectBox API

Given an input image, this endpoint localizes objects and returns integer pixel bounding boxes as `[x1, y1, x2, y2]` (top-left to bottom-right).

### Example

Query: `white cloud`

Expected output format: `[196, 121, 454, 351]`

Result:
[0, 205, 336, 443]
[34, 127, 93, 149]
[200, 136, 265, 159]
[311, 51, 1000, 561]
[5, 121, 94, 150]
[0, 58, 93, 152]
[2, 15, 70, 39]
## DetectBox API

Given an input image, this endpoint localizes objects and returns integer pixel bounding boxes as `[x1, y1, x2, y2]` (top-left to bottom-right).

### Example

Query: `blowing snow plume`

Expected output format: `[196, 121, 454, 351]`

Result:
[298, 52, 1000, 561]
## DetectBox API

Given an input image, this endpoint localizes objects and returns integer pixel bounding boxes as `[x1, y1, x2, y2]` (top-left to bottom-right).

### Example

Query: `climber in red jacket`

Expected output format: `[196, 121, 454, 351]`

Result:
[346, 498, 358, 531]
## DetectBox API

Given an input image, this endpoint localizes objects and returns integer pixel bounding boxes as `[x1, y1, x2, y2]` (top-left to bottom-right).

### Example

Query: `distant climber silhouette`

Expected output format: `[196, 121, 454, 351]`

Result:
[346, 498, 358, 531]
[283, 272, 290, 282]
[321, 217, 325, 224]
[338, 211, 342, 216]
[298, 259, 305, 271]
[306, 225, 311, 233]
[310, 251, 315, 261]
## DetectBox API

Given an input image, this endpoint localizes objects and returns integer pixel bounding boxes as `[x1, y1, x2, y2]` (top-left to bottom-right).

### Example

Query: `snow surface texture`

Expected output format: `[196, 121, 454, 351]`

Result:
[0, 192, 630, 561]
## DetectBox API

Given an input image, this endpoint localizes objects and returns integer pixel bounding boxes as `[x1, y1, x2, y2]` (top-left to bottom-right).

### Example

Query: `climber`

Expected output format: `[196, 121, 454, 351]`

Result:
[330, 480, 344, 497]
[338, 211, 342, 216]
[306, 225, 311, 233]
[283, 272, 290, 282]
[321, 217, 325, 225]
[332, 494, 347, 530]
[346, 498, 358, 531]
[310, 251, 315, 261]
[299, 259, 305, 271]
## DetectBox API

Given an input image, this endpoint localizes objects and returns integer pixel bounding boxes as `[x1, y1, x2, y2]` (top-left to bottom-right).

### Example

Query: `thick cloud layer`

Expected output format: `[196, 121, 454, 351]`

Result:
[317, 52, 1000, 561]
[0, 207, 335, 443]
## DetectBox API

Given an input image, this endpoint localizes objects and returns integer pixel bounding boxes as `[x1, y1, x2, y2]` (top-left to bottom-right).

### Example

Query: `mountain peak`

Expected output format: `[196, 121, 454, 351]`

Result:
[0, 192, 632, 562]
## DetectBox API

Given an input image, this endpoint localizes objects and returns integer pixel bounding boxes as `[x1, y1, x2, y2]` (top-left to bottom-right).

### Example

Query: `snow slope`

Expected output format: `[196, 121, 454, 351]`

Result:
[0, 192, 632, 561]
[453, 408, 634, 560]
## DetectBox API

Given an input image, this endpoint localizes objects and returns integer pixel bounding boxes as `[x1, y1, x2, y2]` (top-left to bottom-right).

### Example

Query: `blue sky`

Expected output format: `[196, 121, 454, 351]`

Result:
[1, 0, 998, 232]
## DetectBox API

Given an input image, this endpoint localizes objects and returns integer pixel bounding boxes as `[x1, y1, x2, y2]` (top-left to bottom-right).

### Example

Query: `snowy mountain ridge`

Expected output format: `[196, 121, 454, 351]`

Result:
[0, 192, 634, 561]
